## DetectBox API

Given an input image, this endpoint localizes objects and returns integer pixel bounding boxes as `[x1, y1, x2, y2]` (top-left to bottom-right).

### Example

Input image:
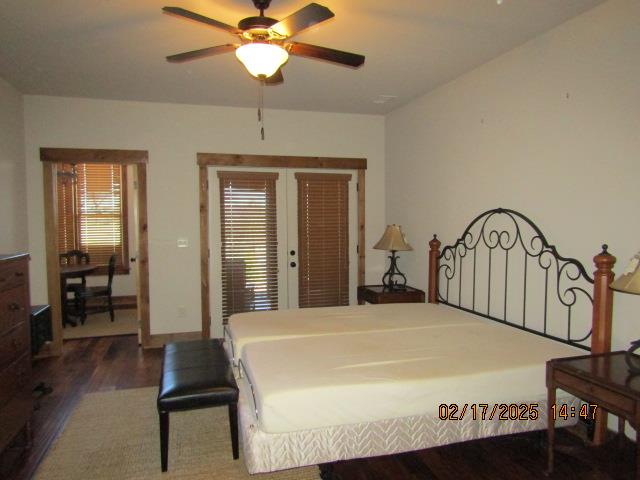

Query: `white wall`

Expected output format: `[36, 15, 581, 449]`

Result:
[0, 77, 28, 253]
[24, 96, 386, 334]
[386, 0, 640, 352]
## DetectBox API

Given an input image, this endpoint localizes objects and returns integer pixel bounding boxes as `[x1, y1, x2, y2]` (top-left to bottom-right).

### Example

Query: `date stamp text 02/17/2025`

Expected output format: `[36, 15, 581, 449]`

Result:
[438, 403, 599, 421]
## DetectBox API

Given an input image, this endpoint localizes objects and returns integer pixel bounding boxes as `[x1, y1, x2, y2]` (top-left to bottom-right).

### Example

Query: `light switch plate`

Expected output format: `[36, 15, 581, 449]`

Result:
[177, 238, 188, 248]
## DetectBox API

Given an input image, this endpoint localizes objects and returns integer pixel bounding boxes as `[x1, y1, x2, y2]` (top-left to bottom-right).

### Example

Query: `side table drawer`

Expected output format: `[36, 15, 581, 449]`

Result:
[554, 370, 635, 416]
[358, 286, 425, 304]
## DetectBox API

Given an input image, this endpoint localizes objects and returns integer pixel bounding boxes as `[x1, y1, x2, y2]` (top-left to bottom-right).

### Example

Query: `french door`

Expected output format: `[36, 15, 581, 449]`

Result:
[209, 167, 358, 328]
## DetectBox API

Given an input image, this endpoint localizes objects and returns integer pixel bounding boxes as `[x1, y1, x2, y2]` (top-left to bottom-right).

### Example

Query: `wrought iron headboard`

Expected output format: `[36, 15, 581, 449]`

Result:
[427, 208, 614, 351]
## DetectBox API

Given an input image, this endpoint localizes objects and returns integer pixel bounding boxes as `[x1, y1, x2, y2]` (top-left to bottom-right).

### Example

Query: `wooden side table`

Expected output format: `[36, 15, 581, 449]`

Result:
[357, 285, 425, 305]
[546, 351, 640, 478]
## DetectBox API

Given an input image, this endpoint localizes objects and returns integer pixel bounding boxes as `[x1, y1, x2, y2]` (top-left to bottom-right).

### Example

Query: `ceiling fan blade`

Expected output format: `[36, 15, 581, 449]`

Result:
[264, 69, 284, 85]
[163, 7, 241, 35]
[269, 3, 334, 38]
[166, 44, 238, 63]
[288, 42, 365, 67]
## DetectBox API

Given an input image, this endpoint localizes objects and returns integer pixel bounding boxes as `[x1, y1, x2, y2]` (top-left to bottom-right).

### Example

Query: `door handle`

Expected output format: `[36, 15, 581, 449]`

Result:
[130, 257, 136, 263]
[290, 262, 297, 268]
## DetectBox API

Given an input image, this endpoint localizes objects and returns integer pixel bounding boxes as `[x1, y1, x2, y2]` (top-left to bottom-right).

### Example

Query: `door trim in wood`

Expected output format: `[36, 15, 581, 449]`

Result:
[41, 147, 151, 353]
[197, 153, 367, 339]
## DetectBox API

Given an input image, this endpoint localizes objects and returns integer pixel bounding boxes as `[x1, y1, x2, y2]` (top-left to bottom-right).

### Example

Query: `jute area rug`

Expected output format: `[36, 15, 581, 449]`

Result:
[34, 387, 320, 480]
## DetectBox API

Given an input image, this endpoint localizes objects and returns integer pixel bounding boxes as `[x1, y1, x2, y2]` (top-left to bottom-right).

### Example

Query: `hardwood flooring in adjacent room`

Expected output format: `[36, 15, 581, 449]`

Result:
[1, 335, 636, 479]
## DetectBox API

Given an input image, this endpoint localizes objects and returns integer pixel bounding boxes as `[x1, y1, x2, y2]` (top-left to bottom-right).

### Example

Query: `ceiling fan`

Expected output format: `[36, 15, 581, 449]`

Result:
[162, 1, 365, 85]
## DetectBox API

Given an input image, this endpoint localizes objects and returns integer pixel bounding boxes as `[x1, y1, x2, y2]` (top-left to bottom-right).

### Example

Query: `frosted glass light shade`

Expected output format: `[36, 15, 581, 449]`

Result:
[611, 251, 640, 295]
[235, 43, 288, 78]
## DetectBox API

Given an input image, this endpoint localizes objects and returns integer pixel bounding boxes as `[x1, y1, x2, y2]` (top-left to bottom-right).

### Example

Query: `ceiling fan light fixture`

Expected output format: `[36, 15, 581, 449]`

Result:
[235, 43, 288, 78]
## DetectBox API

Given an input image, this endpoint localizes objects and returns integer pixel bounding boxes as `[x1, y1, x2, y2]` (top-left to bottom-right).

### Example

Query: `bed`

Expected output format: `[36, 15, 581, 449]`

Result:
[224, 302, 479, 365]
[226, 208, 616, 476]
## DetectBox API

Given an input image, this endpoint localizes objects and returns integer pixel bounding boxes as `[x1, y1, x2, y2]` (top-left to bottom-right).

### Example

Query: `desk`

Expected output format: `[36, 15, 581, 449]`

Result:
[357, 285, 425, 305]
[547, 351, 640, 478]
[60, 264, 96, 327]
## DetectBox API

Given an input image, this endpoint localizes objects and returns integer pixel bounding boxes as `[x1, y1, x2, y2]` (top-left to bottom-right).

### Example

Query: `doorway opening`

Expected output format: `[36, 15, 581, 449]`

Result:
[41, 148, 151, 354]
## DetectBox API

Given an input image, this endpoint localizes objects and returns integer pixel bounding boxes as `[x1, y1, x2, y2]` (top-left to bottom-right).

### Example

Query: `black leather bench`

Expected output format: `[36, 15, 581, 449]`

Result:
[157, 339, 239, 472]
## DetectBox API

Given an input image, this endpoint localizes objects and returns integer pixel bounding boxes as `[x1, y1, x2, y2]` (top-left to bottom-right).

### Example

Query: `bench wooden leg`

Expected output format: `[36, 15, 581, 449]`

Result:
[228, 403, 239, 460]
[159, 411, 169, 472]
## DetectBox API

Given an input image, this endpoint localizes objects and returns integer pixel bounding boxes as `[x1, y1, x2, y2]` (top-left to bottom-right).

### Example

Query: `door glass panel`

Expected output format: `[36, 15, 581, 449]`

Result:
[217, 171, 279, 323]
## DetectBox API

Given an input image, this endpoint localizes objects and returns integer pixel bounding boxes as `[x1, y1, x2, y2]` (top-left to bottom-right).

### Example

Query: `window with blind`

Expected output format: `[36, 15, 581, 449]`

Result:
[218, 171, 279, 323]
[296, 172, 351, 308]
[56, 163, 129, 274]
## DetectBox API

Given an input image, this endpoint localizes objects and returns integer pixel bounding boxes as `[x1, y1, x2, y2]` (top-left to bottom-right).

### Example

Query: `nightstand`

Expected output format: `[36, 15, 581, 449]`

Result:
[357, 285, 425, 305]
[546, 351, 640, 478]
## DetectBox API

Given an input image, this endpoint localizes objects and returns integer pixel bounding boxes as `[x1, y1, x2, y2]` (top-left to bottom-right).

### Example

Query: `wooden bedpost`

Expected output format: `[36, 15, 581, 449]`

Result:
[428, 235, 441, 304]
[591, 244, 616, 445]
[592, 244, 616, 354]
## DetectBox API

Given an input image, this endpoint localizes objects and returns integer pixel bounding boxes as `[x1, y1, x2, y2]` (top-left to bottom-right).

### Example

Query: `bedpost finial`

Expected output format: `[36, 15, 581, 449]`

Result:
[429, 235, 441, 250]
[594, 244, 615, 272]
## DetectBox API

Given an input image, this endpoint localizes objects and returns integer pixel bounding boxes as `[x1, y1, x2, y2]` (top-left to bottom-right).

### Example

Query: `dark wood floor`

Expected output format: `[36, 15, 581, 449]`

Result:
[1, 335, 636, 479]
[0, 335, 163, 480]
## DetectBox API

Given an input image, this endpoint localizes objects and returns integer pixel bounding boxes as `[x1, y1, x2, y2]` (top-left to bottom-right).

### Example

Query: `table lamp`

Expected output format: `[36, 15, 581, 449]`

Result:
[373, 224, 412, 291]
[610, 251, 640, 373]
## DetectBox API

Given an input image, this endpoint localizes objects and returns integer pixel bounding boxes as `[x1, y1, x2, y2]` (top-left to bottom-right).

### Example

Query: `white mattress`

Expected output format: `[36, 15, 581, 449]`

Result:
[239, 309, 584, 434]
[225, 303, 479, 363]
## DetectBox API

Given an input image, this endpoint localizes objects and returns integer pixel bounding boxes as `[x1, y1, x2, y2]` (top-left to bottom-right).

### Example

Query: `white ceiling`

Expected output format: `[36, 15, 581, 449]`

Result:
[0, 0, 605, 114]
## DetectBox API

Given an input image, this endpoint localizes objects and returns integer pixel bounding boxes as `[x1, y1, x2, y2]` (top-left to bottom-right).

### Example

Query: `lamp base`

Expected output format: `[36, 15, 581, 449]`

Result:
[625, 339, 640, 374]
[381, 251, 407, 291]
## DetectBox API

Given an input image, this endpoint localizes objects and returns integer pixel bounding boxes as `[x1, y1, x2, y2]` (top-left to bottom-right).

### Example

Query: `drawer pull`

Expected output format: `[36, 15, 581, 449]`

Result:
[15, 272, 24, 277]
[8, 303, 21, 311]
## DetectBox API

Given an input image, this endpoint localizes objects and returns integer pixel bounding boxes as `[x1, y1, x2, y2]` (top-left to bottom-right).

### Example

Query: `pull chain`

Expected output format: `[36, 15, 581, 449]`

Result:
[257, 78, 265, 140]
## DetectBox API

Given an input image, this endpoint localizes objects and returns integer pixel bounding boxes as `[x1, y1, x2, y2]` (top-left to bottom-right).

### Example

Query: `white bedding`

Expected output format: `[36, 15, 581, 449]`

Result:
[225, 303, 479, 363]
[239, 307, 584, 434]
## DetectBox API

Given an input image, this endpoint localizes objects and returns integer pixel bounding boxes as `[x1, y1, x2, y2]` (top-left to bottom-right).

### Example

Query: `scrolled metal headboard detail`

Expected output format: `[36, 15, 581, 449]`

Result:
[427, 208, 616, 351]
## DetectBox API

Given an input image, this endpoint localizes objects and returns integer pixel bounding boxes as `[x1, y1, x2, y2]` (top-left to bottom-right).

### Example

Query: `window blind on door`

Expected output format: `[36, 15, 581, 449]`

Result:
[296, 172, 351, 309]
[218, 171, 279, 323]
[56, 163, 129, 274]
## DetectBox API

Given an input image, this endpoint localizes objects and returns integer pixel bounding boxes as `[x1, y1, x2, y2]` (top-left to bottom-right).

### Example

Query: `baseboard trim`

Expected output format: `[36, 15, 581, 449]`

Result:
[146, 331, 203, 349]
[85, 295, 137, 310]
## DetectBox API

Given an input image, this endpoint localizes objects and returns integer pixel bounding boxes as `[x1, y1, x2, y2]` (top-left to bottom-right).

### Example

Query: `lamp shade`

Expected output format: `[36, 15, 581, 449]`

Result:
[611, 251, 640, 295]
[235, 43, 288, 78]
[373, 224, 413, 252]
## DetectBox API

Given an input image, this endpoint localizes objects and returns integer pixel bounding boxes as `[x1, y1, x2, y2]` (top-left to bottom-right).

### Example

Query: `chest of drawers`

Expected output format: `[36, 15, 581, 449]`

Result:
[0, 254, 32, 453]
